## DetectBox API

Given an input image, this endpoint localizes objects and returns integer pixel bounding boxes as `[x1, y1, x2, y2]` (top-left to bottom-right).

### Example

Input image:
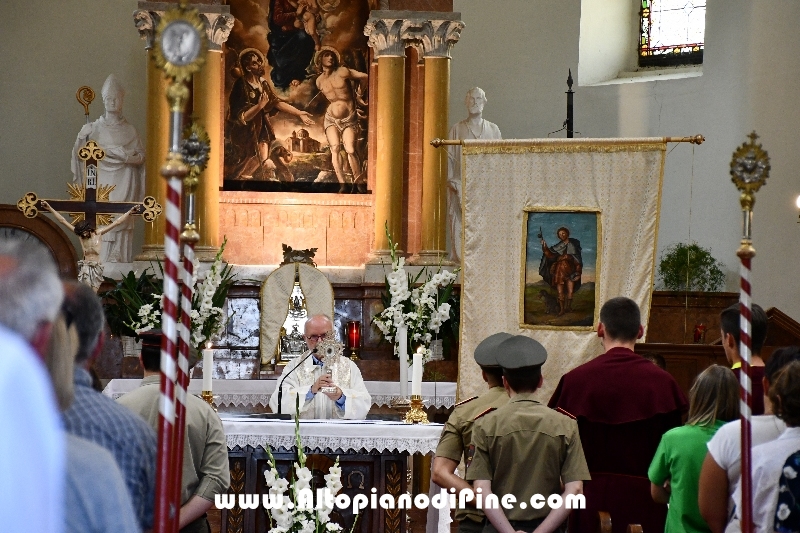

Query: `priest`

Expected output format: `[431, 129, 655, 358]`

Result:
[548, 296, 688, 533]
[269, 314, 371, 419]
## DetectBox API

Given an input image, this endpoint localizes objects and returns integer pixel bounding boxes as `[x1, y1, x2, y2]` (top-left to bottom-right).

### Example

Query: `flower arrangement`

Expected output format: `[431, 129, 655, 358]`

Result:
[263, 399, 350, 533]
[372, 224, 459, 365]
[100, 238, 236, 352]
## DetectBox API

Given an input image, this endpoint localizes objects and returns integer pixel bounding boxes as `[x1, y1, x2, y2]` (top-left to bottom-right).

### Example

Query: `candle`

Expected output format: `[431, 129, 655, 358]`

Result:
[202, 346, 213, 392]
[412, 351, 423, 396]
[397, 324, 408, 397]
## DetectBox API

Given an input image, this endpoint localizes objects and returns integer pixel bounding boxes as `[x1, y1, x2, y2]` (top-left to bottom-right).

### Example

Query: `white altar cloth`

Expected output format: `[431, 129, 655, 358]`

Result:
[220, 417, 443, 455]
[103, 378, 457, 409]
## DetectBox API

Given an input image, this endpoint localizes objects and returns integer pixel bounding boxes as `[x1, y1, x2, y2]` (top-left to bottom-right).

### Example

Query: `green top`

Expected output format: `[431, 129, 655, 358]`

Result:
[435, 386, 509, 522]
[648, 421, 726, 533]
[466, 393, 591, 521]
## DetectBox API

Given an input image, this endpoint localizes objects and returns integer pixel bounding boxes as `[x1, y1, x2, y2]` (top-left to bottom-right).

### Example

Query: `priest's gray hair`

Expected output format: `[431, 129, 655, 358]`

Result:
[0, 239, 64, 342]
[304, 314, 333, 334]
[62, 281, 105, 364]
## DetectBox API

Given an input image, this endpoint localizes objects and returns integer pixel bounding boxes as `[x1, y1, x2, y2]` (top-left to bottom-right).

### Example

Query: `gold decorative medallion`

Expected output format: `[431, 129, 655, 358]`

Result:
[153, 4, 207, 83]
[730, 131, 770, 211]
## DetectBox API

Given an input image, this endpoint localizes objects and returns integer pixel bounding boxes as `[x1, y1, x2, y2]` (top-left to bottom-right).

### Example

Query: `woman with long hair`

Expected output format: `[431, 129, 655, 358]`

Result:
[649, 365, 740, 533]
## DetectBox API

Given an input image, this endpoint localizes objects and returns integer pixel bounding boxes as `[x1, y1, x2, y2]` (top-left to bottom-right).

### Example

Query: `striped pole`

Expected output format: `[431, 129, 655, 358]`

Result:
[738, 251, 754, 533]
[729, 131, 770, 533]
[169, 239, 194, 529]
[155, 85, 192, 533]
[155, 172, 182, 533]
[150, 3, 207, 531]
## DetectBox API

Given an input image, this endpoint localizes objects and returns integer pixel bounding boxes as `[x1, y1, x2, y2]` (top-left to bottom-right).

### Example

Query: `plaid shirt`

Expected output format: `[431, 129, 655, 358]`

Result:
[63, 368, 157, 530]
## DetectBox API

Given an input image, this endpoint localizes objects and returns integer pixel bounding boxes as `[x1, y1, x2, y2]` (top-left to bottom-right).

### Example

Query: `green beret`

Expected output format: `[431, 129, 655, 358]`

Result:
[496, 335, 547, 369]
[473, 332, 514, 367]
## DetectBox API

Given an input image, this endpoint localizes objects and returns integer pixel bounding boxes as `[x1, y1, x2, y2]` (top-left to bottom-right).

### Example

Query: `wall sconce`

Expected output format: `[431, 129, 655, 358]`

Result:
[346, 320, 361, 361]
[796, 195, 800, 222]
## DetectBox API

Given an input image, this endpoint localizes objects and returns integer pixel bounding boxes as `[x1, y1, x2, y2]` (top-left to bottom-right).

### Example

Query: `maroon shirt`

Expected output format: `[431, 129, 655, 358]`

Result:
[733, 365, 765, 416]
[548, 347, 688, 533]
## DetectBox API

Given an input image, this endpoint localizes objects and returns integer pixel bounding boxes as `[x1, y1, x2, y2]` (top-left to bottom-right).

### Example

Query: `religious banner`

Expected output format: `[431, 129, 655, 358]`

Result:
[458, 138, 666, 402]
[222, 0, 377, 194]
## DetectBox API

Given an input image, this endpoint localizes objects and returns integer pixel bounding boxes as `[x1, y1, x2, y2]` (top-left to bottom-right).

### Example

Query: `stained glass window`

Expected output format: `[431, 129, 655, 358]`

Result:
[639, 0, 705, 67]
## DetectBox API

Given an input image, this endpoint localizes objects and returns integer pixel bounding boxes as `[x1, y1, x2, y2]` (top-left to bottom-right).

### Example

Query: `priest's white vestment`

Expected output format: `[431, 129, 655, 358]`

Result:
[269, 354, 371, 419]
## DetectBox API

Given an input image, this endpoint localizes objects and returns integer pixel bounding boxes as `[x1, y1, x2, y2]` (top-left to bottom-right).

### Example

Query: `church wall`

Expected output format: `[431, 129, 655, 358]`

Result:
[0, 0, 148, 257]
[1, 0, 799, 320]
[450, 0, 800, 321]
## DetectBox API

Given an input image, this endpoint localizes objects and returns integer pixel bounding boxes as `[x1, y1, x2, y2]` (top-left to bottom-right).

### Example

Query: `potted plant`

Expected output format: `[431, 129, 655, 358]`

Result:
[657, 242, 726, 292]
[100, 238, 237, 355]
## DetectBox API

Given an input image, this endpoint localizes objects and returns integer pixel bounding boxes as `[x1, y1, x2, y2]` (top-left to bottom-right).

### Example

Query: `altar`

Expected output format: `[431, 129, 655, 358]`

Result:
[103, 378, 457, 411]
[213, 418, 441, 533]
[103, 380, 445, 533]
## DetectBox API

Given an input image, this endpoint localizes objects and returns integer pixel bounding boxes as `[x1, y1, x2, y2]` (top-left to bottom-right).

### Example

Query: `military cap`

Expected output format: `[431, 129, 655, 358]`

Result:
[495, 335, 547, 369]
[474, 332, 514, 367]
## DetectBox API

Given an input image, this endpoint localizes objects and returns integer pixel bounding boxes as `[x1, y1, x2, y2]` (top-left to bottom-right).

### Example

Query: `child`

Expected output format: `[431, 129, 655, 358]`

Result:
[649, 365, 739, 533]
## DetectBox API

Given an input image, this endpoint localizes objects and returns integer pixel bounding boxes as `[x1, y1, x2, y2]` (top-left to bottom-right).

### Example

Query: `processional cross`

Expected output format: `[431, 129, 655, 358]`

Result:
[17, 139, 161, 230]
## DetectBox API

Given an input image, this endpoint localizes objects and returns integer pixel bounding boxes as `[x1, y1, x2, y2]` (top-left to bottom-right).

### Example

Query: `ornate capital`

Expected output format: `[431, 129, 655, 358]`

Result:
[133, 9, 161, 50]
[405, 19, 464, 58]
[200, 12, 234, 51]
[364, 15, 414, 58]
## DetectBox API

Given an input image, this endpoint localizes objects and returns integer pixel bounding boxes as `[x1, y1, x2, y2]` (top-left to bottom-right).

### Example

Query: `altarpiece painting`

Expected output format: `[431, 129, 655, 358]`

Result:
[223, 0, 376, 194]
[522, 208, 601, 329]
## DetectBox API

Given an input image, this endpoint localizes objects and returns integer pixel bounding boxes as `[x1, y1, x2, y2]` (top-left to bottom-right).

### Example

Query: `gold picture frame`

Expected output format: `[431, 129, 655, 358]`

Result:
[519, 206, 602, 331]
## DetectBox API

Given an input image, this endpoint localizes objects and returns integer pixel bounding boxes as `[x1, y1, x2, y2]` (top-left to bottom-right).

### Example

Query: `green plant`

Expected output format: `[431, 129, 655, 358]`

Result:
[100, 238, 238, 351]
[658, 242, 726, 292]
[101, 267, 162, 338]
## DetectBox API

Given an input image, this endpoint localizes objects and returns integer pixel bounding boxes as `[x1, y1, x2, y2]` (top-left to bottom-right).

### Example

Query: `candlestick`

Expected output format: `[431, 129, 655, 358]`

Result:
[202, 347, 213, 392]
[404, 395, 429, 424]
[346, 320, 361, 360]
[412, 351, 422, 396]
[397, 324, 408, 398]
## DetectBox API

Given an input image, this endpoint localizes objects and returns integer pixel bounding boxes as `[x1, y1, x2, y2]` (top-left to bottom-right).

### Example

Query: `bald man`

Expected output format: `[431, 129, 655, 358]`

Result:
[269, 314, 371, 419]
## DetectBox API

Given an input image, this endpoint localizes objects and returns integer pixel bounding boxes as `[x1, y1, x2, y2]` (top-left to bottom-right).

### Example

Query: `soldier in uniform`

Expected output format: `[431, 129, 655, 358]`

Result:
[432, 332, 514, 533]
[467, 336, 591, 533]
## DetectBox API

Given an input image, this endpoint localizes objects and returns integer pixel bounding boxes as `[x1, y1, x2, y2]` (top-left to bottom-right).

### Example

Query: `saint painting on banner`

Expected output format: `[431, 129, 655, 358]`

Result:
[522, 209, 600, 329]
[223, 0, 376, 194]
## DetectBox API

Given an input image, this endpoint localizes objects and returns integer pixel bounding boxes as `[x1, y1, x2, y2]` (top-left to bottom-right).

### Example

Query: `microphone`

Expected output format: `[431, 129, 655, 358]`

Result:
[277, 348, 317, 415]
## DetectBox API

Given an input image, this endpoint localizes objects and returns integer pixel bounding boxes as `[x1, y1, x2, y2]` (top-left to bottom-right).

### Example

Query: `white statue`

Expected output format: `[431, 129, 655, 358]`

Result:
[72, 74, 145, 263]
[446, 87, 502, 263]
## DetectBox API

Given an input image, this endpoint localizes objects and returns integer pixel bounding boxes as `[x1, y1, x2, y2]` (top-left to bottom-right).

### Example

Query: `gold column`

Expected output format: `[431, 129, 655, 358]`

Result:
[134, 8, 170, 260]
[365, 15, 409, 262]
[409, 17, 463, 265]
[193, 11, 233, 261]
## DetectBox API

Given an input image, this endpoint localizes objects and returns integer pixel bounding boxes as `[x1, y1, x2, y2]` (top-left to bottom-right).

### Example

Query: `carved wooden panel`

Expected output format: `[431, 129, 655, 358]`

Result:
[219, 446, 407, 533]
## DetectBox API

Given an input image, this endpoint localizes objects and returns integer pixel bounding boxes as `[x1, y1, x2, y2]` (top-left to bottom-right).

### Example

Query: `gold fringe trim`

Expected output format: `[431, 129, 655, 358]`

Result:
[464, 143, 666, 155]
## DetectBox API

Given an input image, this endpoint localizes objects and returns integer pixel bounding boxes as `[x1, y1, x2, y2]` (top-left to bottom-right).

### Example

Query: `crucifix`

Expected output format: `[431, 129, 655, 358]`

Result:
[17, 139, 162, 291]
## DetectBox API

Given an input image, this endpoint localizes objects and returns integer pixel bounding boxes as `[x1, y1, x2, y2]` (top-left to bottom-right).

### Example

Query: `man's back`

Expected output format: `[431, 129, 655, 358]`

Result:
[62, 368, 157, 530]
[549, 348, 687, 470]
[467, 393, 590, 522]
[548, 347, 687, 533]
[117, 376, 230, 506]
[65, 434, 140, 533]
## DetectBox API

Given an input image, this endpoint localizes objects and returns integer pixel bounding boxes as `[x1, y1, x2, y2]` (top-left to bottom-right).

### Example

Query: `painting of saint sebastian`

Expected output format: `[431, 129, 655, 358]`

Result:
[226, 48, 314, 180]
[539, 227, 583, 316]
